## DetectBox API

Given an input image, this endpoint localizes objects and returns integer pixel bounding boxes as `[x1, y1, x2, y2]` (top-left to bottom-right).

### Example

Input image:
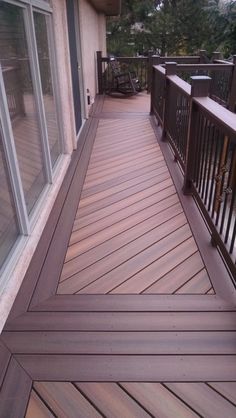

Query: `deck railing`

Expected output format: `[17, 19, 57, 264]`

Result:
[97, 51, 204, 94]
[97, 51, 236, 108]
[151, 62, 236, 282]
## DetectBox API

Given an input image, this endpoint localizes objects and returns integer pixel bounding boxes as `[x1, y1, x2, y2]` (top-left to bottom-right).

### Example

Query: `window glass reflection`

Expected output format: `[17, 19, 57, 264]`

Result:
[0, 3, 46, 214]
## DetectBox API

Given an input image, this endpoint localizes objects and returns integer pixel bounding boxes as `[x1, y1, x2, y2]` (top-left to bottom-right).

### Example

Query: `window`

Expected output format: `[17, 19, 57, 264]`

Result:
[0, 0, 63, 273]
[0, 124, 19, 268]
[34, 11, 61, 166]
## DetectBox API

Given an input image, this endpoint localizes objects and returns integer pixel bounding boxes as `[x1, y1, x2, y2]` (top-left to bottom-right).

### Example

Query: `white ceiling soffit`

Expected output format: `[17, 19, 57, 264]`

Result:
[89, 0, 121, 16]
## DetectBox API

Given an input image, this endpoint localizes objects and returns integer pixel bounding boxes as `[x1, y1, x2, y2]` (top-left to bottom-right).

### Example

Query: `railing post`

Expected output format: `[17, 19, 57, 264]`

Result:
[212, 51, 221, 62]
[96, 51, 103, 95]
[199, 49, 207, 63]
[183, 76, 211, 194]
[161, 62, 177, 141]
[228, 55, 236, 112]
[148, 52, 160, 92]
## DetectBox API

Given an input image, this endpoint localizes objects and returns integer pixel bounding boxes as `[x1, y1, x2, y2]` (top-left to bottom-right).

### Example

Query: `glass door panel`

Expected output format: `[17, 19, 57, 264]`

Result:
[33, 11, 61, 166]
[0, 124, 19, 269]
[0, 3, 46, 214]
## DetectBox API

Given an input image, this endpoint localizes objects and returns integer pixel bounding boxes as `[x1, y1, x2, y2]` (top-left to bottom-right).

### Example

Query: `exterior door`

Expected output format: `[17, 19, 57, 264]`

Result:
[66, 0, 82, 135]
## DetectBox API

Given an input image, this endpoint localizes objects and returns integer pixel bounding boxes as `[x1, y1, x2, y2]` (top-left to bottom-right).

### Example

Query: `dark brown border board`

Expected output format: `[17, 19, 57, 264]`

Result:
[7, 112, 99, 323]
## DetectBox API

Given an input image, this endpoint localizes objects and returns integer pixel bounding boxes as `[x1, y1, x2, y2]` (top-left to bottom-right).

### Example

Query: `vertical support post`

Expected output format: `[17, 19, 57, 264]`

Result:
[199, 50, 207, 63]
[147, 51, 153, 93]
[148, 54, 160, 93]
[97, 51, 103, 95]
[212, 51, 221, 62]
[161, 62, 177, 141]
[183, 76, 211, 194]
[228, 55, 236, 112]
[147, 51, 160, 93]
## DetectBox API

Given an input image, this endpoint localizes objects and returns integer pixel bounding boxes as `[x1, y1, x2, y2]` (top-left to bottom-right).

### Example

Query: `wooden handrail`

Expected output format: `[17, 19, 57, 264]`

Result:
[151, 65, 236, 282]
[194, 96, 236, 136]
[166, 74, 191, 95]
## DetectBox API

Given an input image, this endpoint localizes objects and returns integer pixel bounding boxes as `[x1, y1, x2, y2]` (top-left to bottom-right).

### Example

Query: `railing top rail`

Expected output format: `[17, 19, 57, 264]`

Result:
[176, 63, 233, 70]
[160, 55, 200, 60]
[153, 65, 166, 75]
[167, 74, 191, 96]
[194, 96, 236, 136]
[213, 59, 232, 64]
[115, 56, 148, 60]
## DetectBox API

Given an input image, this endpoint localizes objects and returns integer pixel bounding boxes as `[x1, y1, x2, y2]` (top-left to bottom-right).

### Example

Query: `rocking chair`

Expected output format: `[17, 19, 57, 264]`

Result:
[108, 57, 141, 95]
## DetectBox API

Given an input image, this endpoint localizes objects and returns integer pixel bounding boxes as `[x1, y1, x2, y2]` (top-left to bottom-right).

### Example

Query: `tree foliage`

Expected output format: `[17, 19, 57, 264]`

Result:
[107, 0, 236, 57]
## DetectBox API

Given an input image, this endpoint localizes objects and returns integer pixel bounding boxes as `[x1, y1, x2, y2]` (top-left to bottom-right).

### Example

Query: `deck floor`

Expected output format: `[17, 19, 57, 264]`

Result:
[1, 93, 236, 418]
[58, 94, 213, 295]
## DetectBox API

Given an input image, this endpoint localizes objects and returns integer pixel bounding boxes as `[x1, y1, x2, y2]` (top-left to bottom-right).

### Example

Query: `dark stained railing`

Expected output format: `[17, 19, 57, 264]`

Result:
[97, 51, 205, 94]
[174, 63, 234, 107]
[97, 51, 236, 110]
[151, 62, 236, 282]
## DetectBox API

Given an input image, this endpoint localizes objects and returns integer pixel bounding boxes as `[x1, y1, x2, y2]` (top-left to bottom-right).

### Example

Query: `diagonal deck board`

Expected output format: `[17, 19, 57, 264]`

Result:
[25, 382, 236, 418]
[58, 97, 212, 295]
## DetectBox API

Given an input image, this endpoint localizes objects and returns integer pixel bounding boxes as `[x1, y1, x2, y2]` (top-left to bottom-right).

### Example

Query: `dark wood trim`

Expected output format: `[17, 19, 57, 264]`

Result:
[91, 94, 105, 116]
[14, 354, 236, 381]
[150, 116, 236, 306]
[7, 116, 98, 322]
[0, 357, 32, 418]
[30, 118, 98, 308]
[0, 341, 11, 388]
[29, 294, 236, 312]
[5, 311, 236, 332]
[3, 330, 236, 355]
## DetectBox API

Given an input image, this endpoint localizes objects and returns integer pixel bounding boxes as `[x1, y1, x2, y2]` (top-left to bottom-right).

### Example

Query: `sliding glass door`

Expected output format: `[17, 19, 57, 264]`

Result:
[0, 0, 63, 274]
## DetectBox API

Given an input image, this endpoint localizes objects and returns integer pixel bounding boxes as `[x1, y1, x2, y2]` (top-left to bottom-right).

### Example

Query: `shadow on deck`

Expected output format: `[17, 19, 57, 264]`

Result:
[1, 93, 236, 417]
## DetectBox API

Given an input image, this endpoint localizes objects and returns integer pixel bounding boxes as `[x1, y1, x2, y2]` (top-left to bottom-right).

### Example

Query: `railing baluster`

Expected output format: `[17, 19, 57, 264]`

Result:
[183, 76, 211, 194]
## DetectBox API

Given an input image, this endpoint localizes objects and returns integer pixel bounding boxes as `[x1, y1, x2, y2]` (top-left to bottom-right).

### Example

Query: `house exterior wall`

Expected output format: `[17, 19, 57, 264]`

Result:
[79, 0, 106, 114]
[0, 0, 107, 332]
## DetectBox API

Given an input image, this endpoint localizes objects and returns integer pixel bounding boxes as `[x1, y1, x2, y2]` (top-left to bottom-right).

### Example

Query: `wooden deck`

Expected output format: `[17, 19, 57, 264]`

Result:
[58, 94, 213, 295]
[0, 93, 236, 417]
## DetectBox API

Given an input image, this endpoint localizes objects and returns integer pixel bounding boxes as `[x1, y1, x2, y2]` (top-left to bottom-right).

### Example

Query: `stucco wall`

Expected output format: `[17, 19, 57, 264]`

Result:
[52, 0, 77, 152]
[78, 0, 106, 114]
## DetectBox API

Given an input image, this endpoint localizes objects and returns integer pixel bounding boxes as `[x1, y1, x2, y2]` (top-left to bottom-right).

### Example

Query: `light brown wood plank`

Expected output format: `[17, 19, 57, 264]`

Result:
[84, 148, 161, 182]
[144, 252, 205, 293]
[82, 155, 164, 192]
[34, 382, 102, 418]
[176, 269, 212, 294]
[81, 162, 164, 199]
[73, 192, 178, 244]
[166, 383, 236, 418]
[74, 171, 170, 225]
[79, 165, 167, 210]
[25, 390, 54, 418]
[76, 383, 151, 418]
[78, 222, 190, 294]
[86, 143, 157, 174]
[111, 237, 198, 294]
[208, 382, 236, 405]
[59, 213, 187, 293]
[121, 383, 200, 418]
[61, 198, 181, 284]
